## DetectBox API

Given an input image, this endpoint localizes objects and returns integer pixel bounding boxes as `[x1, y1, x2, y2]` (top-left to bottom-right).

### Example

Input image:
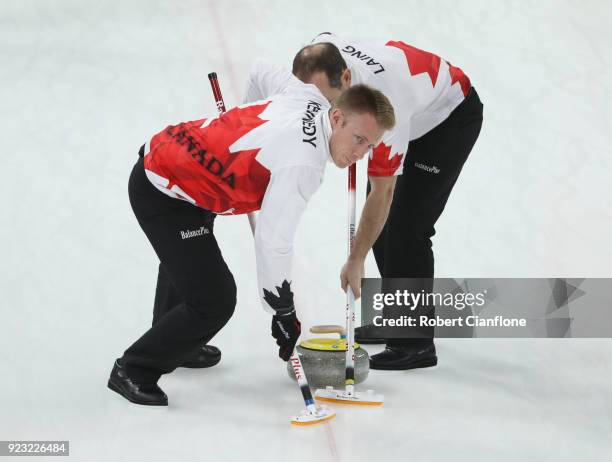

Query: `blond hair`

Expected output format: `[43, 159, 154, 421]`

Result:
[333, 84, 395, 130]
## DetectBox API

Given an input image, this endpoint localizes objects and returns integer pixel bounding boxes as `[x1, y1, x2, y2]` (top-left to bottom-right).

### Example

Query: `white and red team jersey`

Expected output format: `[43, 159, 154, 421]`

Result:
[143, 76, 332, 313]
[311, 33, 470, 175]
[245, 59, 405, 178]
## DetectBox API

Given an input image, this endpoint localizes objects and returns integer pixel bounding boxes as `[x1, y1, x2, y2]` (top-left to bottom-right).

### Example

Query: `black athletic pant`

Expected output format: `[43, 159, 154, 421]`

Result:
[120, 155, 236, 383]
[368, 88, 484, 347]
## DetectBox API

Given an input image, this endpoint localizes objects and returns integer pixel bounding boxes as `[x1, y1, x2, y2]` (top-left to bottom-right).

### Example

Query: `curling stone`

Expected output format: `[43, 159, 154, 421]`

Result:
[286, 325, 369, 388]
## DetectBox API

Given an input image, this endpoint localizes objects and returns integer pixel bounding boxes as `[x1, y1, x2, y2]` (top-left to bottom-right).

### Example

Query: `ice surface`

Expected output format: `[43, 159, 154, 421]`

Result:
[0, 1, 611, 461]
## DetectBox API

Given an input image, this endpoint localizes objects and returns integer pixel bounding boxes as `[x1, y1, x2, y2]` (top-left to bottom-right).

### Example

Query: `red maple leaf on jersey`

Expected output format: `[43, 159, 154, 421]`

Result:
[368, 142, 404, 176]
[146, 102, 273, 214]
[195, 101, 272, 213]
[446, 61, 471, 97]
[204, 102, 271, 154]
[386, 40, 441, 87]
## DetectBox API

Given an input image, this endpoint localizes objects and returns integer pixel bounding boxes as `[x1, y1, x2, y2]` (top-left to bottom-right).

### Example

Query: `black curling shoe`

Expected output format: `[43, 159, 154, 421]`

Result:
[180, 345, 222, 369]
[370, 344, 438, 370]
[107, 360, 168, 406]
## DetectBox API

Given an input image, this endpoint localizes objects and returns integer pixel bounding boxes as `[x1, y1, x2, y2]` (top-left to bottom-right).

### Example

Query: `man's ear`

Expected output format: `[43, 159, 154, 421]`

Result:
[330, 108, 344, 128]
[342, 69, 352, 89]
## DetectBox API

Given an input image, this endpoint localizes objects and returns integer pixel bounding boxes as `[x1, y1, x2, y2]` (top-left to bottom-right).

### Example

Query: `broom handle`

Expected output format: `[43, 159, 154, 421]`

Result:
[207, 72, 315, 410]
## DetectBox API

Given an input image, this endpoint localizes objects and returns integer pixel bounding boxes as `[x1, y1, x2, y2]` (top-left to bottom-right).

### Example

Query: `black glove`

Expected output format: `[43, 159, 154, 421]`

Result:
[271, 310, 301, 361]
[264, 280, 301, 361]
